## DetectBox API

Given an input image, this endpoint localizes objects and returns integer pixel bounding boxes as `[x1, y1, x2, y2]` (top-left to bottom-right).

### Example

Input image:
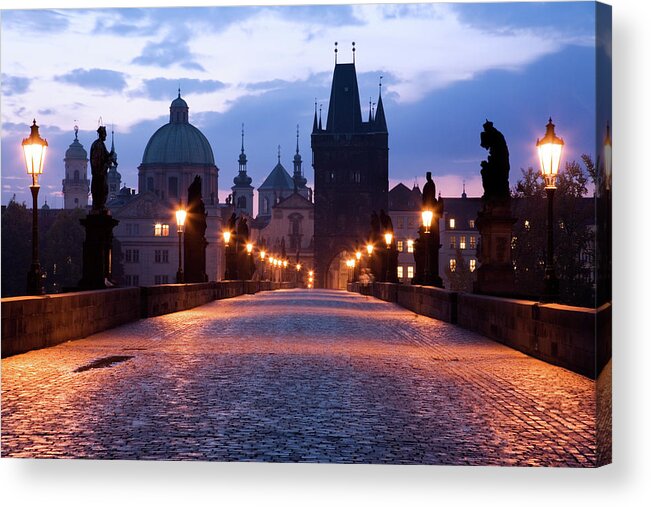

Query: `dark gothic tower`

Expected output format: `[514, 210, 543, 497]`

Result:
[311, 47, 388, 287]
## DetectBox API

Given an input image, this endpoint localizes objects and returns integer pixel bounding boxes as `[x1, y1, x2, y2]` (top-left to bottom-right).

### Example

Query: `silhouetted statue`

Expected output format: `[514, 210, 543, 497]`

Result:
[422, 171, 437, 209]
[237, 216, 249, 241]
[480, 120, 510, 203]
[379, 209, 393, 234]
[228, 212, 237, 233]
[184, 176, 208, 282]
[90, 126, 110, 212]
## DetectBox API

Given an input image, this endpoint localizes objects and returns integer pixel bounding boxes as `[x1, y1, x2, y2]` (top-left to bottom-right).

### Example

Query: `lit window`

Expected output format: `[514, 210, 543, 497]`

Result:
[459, 236, 466, 249]
[407, 266, 414, 279]
[469, 219, 475, 228]
[397, 266, 404, 279]
[470, 236, 477, 249]
[449, 218, 456, 229]
[154, 223, 162, 236]
[524, 219, 531, 230]
[397, 240, 404, 252]
[450, 236, 456, 249]
[449, 259, 457, 272]
[162, 224, 169, 236]
[407, 239, 414, 253]
[470, 259, 477, 272]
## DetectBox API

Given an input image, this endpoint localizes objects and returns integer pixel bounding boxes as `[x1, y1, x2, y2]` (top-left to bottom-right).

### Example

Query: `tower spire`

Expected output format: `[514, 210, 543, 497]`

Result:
[334, 41, 338, 64]
[319, 104, 323, 130]
[374, 75, 387, 132]
[277, 144, 281, 163]
[296, 124, 300, 154]
[241, 123, 245, 154]
[313, 99, 318, 132]
[352, 41, 356, 64]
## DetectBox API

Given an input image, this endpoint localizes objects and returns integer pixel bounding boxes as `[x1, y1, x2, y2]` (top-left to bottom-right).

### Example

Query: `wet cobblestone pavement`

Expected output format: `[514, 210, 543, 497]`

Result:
[1, 289, 596, 466]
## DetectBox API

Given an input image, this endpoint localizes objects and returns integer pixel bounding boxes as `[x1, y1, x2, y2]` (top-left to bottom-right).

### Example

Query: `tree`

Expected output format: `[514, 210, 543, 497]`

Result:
[511, 158, 595, 306]
[41, 208, 86, 292]
[1, 198, 32, 296]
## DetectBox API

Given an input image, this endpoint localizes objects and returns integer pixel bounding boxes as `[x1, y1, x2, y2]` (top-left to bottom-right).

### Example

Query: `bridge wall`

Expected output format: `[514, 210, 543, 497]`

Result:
[2, 281, 295, 358]
[348, 282, 609, 379]
[1, 288, 141, 358]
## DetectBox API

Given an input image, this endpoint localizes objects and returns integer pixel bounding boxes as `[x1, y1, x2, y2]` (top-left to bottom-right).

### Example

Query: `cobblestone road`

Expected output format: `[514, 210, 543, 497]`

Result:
[1, 289, 596, 466]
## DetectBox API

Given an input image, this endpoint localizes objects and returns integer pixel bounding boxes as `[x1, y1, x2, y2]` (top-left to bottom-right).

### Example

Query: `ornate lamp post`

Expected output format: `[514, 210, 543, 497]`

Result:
[384, 232, 393, 282]
[421, 208, 433, 283]
[22, 120, 48, 295]
[175, 205, 187, 283]
[223, 229, 232, 279]
[536, 118, 564, 302]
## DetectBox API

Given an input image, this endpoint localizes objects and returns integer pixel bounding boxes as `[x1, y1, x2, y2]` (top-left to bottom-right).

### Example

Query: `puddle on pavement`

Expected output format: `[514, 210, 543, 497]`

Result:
[74, 355, 134, 373]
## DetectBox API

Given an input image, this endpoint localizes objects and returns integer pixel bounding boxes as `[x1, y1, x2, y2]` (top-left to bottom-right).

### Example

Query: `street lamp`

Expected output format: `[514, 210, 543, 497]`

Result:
[246, 242, 253, 255]
[384, 232, 393, 283]
[223, 229, 232, 279]
[536, 117, 564, 302]
[366, 244, 373, 256]
[22, 120, 48, 295]
[175, 205, 187, 283]
[421, 209, 433, 234]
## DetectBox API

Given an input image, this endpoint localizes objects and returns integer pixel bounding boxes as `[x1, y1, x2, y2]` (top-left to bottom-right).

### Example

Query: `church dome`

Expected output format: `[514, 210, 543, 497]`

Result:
[65, 127, 87, 160]
[140, 93, 215, 166]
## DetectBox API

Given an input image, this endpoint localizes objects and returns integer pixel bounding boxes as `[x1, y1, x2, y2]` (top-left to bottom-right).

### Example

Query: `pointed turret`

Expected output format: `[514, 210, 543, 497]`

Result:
[107, 128, 122, 199]
[312, 100, 319, 133]
[231, 123, 254, 216]
[374, 77, 387, 132]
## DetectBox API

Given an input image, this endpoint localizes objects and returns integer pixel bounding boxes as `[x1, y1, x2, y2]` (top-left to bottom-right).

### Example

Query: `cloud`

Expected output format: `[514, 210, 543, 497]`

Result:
[1, 9, 70, 33]
[133, 77, 227, 100]
[54, 68, 128, 92]
[131, 35, 205, 71]
[2, 74, 30, 96]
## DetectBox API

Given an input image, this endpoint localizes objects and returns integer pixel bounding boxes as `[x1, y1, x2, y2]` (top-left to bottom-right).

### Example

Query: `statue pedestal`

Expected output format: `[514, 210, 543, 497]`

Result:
[474, 203, 516, 296]
[79, 211, 119, 290]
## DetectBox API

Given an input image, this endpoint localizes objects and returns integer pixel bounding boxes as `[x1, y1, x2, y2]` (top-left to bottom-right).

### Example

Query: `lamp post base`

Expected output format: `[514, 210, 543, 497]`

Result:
[26, 263, 44, 295]
[176, 270, 184, 284]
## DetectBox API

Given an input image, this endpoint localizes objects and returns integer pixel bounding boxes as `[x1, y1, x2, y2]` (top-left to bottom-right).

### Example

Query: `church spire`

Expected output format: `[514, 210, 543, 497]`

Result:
[238, 123, 247, 171]
[318, 104, 323, 130]
[293, 124, 307, 189]
[233, 123, 252, 188]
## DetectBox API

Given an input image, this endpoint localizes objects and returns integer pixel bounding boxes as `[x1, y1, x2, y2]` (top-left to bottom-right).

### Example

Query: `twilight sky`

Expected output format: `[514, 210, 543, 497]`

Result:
[1, 1, 606, 209]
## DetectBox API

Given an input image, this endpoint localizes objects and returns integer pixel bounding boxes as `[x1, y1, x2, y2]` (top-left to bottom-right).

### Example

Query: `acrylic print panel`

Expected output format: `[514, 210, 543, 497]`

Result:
[0, 1, 611, 467]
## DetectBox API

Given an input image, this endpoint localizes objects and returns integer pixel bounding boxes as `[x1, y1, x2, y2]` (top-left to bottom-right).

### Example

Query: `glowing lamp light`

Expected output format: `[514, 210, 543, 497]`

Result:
[421, 209, 434, 233]
[260, 250, 266, 260]
[22, 120, 48, 183]
[296, 263, 302, 271]
[223, 230, 231, 245]
[246, 242, 253, 254]
[283, 260, 288, 268]
[536, 117, 564, 189]
[355, 251, 362, 261]
[175, 208, 187, 233]
[603, 123, 612, 191]
[308, 270, 314, 277]
[366, 244, 373, 255]
[384, 232, 393, 247]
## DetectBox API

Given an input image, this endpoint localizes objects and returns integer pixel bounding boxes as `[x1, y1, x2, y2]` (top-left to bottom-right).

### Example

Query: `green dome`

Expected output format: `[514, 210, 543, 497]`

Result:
[141, 93, 215, 166]
[141, 122, 215, 165]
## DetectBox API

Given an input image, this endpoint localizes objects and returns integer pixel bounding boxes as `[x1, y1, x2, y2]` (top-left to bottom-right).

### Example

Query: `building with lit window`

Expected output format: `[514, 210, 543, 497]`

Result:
[388, 182, 422, 284]
[439, 188, 483, 290]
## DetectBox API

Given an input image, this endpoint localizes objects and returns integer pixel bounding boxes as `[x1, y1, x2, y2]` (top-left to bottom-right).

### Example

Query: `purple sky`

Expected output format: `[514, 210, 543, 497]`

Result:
[1, 1, 608, 209]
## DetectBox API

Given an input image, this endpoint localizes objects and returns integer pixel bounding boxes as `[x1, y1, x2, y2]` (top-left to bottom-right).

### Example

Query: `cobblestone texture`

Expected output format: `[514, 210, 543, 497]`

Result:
[1, 289, 596, 466]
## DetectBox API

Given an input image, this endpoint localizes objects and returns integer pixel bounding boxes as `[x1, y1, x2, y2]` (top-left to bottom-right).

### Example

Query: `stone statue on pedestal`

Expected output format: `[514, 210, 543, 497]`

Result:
[90, 126, 111, 212]
[474, 120, 516, 296]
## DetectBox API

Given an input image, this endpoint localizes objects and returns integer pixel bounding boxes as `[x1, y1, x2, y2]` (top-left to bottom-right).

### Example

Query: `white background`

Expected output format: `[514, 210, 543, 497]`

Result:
[1, 0, 649, 505]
